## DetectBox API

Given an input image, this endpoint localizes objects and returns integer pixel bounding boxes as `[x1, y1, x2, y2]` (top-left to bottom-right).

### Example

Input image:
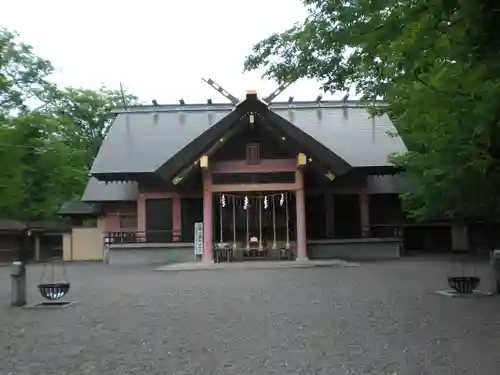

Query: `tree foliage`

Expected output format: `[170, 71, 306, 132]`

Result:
[0, 27, 55, 115]
[244, 0, 500, 222]
[0, 27, 137, 220]
[46, 87, 137, 169]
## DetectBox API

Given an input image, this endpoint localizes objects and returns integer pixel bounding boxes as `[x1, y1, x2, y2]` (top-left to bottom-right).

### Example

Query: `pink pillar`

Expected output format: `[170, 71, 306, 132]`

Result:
[137, 195, 146, 233]
[202, 171, 213, 262]
[295, 169, 308, 260]
[172, 196, 181, 241]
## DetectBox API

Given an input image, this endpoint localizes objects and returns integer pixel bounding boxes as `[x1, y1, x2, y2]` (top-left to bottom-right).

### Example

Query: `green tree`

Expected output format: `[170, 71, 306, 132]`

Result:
[0, 26, 138, 220]
[46, 86, 138, 168]
[0, 120, 25, 218]
[244, 0, 500, 224]
[0, 113, 88, 220]
[0, 27, 55, 115]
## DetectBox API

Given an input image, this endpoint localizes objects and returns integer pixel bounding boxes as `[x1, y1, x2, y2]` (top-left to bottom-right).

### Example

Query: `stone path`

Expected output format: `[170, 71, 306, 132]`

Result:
[1, 258, 500, 374]
[154, 259, 359, 272]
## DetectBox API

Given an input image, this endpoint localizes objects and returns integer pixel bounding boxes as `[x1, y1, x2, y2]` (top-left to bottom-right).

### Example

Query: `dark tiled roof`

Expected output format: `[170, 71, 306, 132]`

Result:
[82, 178, 138, 201]
[57, 201, 102, 216]
[91, 110, 230, 174]
[91, 101, 405, 176]
[85, 100, 407, 201]
[0, 218, 71, 232]
[29, 220, 72, 232]
[272, 107, 405, 167]
[0, 218, 26, 231]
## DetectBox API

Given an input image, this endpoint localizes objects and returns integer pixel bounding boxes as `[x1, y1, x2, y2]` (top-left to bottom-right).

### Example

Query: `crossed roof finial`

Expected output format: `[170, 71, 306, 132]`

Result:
[201, 77, 297, 105]
[201, 78, 240, 105]
[263, 81, 296, 103]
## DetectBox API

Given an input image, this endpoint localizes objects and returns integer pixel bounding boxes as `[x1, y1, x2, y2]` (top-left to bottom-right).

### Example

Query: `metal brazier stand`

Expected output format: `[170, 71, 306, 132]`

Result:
[447, 276, 481, 294]
[448, 253, 481, 294]
[38, 259, 70, 300]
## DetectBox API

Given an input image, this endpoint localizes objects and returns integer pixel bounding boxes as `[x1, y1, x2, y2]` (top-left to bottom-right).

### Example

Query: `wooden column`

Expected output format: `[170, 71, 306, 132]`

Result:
[295, 169, 308, 260]
[34, 235, 41, 261]
[325, 193, 335, 238]
[202, 170, 213, 262]
[360, 189, 371, 237]
[137, 194, 146, 233]
[172, 196, 181, 241]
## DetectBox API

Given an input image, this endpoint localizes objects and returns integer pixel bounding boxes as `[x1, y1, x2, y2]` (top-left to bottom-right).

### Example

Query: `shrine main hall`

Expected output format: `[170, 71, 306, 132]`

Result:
[59, 87, 411, 265]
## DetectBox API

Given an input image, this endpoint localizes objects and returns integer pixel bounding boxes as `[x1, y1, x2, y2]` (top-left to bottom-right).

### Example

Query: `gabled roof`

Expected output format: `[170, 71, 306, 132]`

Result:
[160, 96, 355, 183]
[90, 100, 406, 180]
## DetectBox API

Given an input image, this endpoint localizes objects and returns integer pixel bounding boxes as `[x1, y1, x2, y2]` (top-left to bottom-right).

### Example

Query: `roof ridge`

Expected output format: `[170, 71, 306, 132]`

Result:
[111, 100, 386, 114]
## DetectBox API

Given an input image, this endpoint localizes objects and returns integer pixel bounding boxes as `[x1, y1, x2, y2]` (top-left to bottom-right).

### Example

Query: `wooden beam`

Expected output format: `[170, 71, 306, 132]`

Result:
[211, 159, 297, 174]
[171, 160, 199, 184]
[210, 182, 299, 193]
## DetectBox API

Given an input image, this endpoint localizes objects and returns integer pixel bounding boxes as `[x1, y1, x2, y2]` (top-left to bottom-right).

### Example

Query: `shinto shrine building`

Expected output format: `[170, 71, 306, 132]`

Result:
[60, 89, 413, 265]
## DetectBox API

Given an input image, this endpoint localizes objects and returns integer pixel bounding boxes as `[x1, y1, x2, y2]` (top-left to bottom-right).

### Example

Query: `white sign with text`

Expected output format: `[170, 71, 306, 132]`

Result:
[194, 222, 204, 256]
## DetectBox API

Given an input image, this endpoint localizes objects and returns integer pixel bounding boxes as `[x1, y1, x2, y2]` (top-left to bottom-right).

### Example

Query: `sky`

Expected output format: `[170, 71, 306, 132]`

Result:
[0, 0, 349, 104]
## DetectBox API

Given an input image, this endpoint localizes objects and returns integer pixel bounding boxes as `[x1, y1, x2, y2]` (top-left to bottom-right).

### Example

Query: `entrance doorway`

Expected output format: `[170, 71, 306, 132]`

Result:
[145, 198, 173, 242]
[213, 192, 295, 260]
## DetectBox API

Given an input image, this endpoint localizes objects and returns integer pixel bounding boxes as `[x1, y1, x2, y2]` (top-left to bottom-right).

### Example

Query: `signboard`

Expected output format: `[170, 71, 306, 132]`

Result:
[194, 222, 204, 257]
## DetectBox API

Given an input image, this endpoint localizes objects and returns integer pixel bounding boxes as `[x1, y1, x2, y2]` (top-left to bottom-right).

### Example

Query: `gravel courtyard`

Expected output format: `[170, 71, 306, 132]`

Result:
[1, 258, 500, 375]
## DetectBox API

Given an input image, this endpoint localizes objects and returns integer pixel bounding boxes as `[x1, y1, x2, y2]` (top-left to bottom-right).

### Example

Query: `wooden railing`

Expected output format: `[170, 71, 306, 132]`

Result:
[104, 230, 182, 245]
[104, 225, 401, 246]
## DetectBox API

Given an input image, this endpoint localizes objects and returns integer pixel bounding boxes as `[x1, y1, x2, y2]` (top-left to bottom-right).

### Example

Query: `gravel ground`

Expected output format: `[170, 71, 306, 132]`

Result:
[1, 258, 500, 375]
